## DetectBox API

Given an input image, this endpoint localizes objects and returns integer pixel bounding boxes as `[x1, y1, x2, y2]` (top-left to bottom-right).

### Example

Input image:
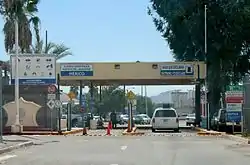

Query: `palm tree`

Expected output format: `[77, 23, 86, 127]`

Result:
[32, 39, 73, 60]
[1, 0, 40, 53]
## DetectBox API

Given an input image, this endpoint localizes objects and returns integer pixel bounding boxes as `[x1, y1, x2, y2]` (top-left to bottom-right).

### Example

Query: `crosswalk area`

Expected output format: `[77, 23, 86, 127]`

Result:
[64, 129, 222, 137]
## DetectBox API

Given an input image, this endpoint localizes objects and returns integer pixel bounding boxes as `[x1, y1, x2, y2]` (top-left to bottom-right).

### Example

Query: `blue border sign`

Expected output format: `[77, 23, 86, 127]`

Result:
[11, 55, 56, 85]
[60, 63, 93, 76]
[227, 111, 241, 123]
[160, 64, 194, 76]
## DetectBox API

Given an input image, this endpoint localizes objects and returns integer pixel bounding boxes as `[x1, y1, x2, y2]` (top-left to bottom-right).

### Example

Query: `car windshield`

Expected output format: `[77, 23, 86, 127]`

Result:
[155, 110, 177, 117]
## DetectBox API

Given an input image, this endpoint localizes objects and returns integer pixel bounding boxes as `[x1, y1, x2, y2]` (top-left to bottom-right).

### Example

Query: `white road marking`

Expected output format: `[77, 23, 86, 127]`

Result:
[110, 164, 118, 165]
[0, 155, 17, 162]
[120, 145, 127, 150]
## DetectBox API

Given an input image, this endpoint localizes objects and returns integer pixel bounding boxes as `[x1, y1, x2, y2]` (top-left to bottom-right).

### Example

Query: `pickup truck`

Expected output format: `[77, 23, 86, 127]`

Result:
[211, 109, 241, 132]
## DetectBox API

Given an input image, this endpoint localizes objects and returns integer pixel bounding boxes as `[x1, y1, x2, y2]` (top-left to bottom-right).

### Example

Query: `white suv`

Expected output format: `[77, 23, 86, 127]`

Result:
[151, 108, 179, 132]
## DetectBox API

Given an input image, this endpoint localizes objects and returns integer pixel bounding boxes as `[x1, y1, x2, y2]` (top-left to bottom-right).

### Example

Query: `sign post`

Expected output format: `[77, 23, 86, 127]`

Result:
[47, 84, 56, 131]
[67, 102, 72, 131]
[225, 85, 243, 133]
[126, 90, 136, 132]
[67, 91, 76, 131]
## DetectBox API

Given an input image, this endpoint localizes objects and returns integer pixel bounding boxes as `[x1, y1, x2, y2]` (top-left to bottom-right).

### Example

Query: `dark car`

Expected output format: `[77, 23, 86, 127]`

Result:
[133, 115, 144, 124]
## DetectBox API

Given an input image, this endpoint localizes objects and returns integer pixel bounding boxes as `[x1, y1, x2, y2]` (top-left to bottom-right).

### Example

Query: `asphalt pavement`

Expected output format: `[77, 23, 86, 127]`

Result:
[1, 131, 250, 164]
[116, 120, 189, 129]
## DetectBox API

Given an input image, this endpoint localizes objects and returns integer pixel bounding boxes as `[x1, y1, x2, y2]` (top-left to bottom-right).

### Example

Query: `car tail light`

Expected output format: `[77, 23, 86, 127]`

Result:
[176, 118, 179, 123]
[152, 118, 155, 123]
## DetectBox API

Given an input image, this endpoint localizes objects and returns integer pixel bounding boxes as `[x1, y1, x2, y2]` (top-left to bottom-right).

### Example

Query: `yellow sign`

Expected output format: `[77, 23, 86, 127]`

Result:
[127, 90, 136, 100]
[67, 91, 76, 100]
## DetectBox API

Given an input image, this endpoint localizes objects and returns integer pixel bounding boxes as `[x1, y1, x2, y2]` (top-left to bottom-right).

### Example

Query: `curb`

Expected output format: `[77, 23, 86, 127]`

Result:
[221, 134, 250, 144]
[197, 132, 222, 136]
[195, 127, 223, 136]
[6, 129, 84, 136]
[195, 127, 250, 142]
[121, 127, 145, 136]
[122, 132, 145, 136]
[62, 129, 84, 135]
[132, 127, 137, 133]
[0, 141, 33, 154]
[122, 127, 137, 134]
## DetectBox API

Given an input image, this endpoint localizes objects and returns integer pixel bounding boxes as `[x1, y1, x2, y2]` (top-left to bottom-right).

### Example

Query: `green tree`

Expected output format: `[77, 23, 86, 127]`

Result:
[148, 0, 250, 113]
[32, 40, 73, 60]
[136, 95, 154, 117]
[1, 0, 41, 53]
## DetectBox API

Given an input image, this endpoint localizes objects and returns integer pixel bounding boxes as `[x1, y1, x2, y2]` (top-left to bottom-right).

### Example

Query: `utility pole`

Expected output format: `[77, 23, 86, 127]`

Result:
[204, 5, 210, 130]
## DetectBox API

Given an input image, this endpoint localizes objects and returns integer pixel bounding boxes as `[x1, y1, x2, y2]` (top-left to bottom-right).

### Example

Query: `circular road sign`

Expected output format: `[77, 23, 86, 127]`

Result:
[48, 85, 56, 94]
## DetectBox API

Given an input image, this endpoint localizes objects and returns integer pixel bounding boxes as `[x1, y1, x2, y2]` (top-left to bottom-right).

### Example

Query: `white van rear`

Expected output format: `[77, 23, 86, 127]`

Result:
[151, 108, 179, 132]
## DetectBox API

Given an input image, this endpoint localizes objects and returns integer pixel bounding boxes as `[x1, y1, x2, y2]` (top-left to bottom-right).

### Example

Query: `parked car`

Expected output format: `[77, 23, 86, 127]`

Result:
[137, 114, 151, 124]
[93, 115, 104, 128]
[151, 107, 179, 132]
[178, 113, 188, 120]
[186, 113, 195, 126]
[120, 114, 129, 124]
[133, 115, 144, 124]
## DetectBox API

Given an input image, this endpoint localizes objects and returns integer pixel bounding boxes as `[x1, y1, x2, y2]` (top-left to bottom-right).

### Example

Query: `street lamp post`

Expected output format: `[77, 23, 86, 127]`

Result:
[11, 18, 22, 133]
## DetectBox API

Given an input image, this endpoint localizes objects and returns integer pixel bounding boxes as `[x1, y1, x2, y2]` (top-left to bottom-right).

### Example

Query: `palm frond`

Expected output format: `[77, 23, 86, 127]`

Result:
[51, 44, 73, 60]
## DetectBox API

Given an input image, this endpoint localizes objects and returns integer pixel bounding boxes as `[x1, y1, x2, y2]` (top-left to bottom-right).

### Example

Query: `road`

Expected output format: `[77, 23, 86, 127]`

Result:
[1, 132, 250, 164]
[115, 120, 189, 129]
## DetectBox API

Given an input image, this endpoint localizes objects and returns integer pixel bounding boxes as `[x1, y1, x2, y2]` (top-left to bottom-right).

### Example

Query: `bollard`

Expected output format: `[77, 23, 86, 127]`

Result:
[106, 121, 111, 135]
[82, 124, 87, 135]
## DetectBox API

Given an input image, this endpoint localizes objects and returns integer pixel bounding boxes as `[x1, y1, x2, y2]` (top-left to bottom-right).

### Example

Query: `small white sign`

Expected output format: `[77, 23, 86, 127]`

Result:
[47, 94, 56, 100]
[47, 99, 55, 109]
[226, 103, 242, 112]
[54, 100, 62, 108]
[11, 55, 56, 85]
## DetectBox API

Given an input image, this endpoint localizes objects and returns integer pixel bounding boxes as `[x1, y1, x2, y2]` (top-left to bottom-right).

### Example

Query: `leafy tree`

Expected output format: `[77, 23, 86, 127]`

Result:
[32, 39, 72, 60]
[148, 0, 250, 113]
[136, 95, 154, 117]
[0, 0, 41, 53]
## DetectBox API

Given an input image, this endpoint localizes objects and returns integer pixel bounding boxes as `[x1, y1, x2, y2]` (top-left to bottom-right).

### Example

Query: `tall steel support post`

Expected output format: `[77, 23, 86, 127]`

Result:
[204, 5, 210, 130]
[243, 76, 250, 135]
[90, 82, 94, 113]
[195, 64, 201, 126]
[57, 74, 61, 134]
[0, 67, 3, 142]
[123, 85, 126, 113]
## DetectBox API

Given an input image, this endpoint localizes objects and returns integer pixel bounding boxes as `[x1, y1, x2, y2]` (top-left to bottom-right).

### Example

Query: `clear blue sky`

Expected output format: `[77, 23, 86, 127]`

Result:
[0, 0, 193, 96]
